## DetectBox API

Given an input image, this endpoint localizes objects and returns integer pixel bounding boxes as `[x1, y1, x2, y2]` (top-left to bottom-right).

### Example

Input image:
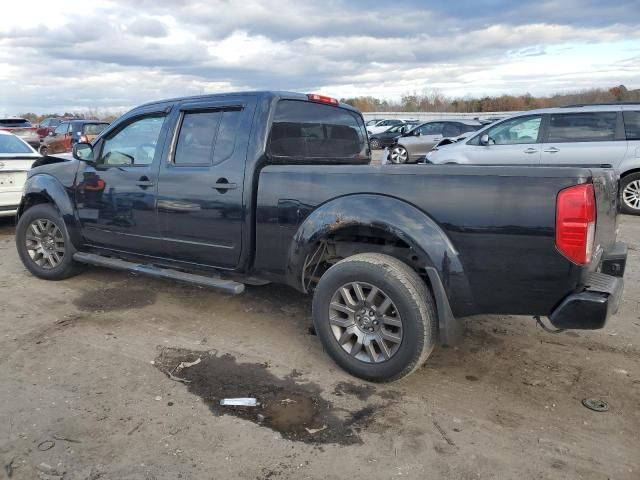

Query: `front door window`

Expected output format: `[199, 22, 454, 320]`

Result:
[99, 116, 166, 166]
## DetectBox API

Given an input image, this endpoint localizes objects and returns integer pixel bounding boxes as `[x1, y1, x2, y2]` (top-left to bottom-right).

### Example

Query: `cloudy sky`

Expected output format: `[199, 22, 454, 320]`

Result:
[1, 0, 639, 114]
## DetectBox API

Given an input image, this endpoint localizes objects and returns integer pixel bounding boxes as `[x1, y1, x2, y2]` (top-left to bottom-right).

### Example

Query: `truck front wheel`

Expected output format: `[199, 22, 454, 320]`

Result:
[16, 204, 82, 280]
[312, 253, 437, 382]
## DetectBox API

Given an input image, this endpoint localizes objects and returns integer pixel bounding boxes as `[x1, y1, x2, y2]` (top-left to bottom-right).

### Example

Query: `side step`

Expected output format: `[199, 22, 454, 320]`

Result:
[73, 252, 245, 295]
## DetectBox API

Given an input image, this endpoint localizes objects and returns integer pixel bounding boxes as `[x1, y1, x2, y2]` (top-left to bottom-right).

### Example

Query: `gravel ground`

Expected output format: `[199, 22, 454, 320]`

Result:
[0, 214, 638, 480]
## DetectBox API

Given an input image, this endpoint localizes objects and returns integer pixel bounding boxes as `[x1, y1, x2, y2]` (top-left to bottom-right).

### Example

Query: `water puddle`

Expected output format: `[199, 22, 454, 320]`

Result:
[153, 347, 377, 445]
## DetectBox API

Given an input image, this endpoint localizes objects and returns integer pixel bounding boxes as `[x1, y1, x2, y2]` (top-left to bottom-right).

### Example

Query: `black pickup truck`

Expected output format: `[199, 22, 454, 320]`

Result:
[15, 91, 627, 382]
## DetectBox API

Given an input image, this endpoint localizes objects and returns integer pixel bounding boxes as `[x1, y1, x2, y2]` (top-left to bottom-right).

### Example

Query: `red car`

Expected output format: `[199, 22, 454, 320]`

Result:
[35, 117, 78, 139]
[0, 118, 40, 149]
[39, 120, 109, 155]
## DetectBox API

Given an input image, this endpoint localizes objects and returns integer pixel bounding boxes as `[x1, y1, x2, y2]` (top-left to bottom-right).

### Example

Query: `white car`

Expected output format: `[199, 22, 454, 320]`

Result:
[366, 119, 407, 135]
[0, 131, 40, 217]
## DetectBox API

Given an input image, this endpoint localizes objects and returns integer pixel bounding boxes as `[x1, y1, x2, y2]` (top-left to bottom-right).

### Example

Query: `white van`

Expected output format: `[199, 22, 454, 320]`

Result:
[426, 104, 640, 214]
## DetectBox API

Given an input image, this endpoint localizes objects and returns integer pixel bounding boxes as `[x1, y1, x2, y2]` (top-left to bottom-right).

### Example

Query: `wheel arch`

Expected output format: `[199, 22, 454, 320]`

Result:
[286, 194, 472, 343]
[18, 174, 83, 249]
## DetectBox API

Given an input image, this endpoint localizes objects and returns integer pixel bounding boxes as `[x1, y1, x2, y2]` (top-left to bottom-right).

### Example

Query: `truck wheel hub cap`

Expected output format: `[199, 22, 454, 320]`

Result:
[25, 219, 65, 269]
[328, 281, 403, 363]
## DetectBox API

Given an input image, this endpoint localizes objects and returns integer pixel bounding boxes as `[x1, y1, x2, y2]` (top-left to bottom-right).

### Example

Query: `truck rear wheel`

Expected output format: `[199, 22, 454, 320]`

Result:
[16, 204, 82, 280]
[312, 253, 437, 382]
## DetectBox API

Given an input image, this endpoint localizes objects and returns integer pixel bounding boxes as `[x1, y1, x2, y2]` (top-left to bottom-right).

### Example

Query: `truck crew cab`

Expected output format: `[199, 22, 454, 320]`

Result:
[16, 91, 627, 382]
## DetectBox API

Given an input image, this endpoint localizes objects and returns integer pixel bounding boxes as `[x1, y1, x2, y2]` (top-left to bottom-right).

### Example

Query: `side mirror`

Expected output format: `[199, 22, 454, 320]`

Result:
[414, 130, 421, 137]
[480, 134, 490, 146]
[73, 142, 94, 162]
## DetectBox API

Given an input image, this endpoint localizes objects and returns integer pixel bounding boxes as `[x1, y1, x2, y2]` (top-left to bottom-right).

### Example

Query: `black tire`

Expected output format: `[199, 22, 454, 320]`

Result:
[620, 172, 640, 215]
[16, 204, 83, 280]
[370, 138, 381, 150]
[312, 253, 437, 382]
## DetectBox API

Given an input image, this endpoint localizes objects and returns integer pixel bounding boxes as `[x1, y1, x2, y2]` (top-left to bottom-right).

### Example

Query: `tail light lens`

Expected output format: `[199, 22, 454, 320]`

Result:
[556, 183, 596, 265]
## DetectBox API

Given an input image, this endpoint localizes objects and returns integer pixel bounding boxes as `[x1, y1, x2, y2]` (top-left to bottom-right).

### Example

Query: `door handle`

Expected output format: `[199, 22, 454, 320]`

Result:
[212, 178, 238, 192]
[135, 176, 154, 187]
[543, 147, 559, 153]
[523, 148, 538, 154]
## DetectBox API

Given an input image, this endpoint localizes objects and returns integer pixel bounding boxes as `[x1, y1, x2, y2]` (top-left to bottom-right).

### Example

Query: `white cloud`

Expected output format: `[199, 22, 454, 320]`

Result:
[0, 0, 639, 114]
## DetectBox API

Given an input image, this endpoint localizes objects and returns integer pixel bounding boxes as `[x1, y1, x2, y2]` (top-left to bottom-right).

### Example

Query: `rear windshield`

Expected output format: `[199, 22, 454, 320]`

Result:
[0, 119, 32, 128]
[269, 100, 368, 161]
[0, 134, 33, 154]
[82, 123, 108, 135]
[623, 111, 640, 140]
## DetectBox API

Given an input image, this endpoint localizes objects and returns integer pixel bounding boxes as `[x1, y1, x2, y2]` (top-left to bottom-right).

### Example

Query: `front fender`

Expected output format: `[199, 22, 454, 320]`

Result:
[287, 194, 474, 316]
[19, 173, 83, 249]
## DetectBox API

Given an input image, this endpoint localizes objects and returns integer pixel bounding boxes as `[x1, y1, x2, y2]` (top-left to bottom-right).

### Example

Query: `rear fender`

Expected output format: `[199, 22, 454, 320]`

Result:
[287, 194, 474, 322]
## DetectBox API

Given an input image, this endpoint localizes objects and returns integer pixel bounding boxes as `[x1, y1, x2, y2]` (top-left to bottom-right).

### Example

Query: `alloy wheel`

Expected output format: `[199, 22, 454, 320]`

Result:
[389, 146, 408, 164]
[25, 219, 65, 269]
[328, 282, 403, 363]
[623, 180, 640, 210]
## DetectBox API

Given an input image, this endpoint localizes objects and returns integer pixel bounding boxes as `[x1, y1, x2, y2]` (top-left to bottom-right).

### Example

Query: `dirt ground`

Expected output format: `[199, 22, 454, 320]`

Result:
[0, 214, 638, 480]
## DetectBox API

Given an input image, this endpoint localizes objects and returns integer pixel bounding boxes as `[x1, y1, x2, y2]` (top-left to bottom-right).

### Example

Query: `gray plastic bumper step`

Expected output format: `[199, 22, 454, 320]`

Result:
[73, 252, 244, 295]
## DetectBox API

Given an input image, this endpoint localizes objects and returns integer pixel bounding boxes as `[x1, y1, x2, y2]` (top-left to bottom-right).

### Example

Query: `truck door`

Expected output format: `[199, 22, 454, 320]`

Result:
[77, 111, 171, 257]
[156, 97, 256, 268]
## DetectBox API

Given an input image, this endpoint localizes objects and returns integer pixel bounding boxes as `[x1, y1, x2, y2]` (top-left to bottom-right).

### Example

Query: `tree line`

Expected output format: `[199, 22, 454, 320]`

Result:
[16, 85, 640, 121]
[341, 85, 640, 113]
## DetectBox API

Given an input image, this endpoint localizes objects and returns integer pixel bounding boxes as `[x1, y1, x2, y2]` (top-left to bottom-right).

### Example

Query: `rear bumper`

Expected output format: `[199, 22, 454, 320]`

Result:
[549, 244, 627, 330]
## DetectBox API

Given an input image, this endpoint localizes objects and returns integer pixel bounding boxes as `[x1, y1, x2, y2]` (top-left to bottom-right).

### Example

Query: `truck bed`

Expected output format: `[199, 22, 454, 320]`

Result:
[255, 164, 619, 318]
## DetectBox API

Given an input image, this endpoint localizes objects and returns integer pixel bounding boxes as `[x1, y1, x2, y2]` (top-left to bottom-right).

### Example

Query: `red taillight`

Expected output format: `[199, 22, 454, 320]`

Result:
[307, 93, 339, 105]
[556, 183, 596, 265]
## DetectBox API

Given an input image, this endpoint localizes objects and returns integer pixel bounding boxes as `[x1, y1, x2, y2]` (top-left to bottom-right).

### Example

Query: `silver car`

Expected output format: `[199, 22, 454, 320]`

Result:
[388, 119, 483, 164]
[425, 104, 640, 215]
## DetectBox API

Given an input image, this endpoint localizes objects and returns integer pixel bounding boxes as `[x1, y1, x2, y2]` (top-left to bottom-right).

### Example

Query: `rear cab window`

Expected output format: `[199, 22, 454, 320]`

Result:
[269, 100, 369, 163]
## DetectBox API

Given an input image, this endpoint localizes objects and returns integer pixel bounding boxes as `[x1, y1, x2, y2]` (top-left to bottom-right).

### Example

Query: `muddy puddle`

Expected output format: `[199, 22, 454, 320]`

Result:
[154, 347, 383, 445]
[74, 287, 157, 312]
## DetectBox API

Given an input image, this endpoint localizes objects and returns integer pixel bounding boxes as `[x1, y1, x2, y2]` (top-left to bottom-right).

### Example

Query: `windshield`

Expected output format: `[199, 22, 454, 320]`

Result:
[0, 134, 33, 154]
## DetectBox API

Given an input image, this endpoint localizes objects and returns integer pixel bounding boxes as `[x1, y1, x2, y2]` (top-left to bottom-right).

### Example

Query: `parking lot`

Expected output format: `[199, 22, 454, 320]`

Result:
[0, 214, 638, 479]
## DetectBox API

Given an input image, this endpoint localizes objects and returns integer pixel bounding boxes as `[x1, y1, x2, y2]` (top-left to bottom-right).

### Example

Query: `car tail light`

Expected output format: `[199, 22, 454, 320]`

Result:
[556, 183, 596, 265]
[307, 93, 339, 105]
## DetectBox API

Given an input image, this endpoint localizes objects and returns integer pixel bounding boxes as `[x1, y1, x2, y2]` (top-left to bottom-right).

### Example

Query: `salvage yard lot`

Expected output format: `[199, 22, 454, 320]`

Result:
[0, 216, 639, 480]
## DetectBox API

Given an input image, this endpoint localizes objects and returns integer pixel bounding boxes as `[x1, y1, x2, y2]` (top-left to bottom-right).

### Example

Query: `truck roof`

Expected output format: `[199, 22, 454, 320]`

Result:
[137, 90, 361, 115]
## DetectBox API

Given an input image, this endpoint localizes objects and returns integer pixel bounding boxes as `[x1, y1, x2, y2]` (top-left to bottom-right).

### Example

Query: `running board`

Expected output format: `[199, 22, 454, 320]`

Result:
[73, 252, 245, 295]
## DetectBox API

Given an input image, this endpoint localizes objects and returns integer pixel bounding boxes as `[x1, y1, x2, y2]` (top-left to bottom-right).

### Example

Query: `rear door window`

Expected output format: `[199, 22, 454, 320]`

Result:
[269, 100, 368, 160]
[442, 123, 461, 137]
[623, 111, 640, 140]
[173, 108, 242, 166]
[547, 112, 618, 142]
